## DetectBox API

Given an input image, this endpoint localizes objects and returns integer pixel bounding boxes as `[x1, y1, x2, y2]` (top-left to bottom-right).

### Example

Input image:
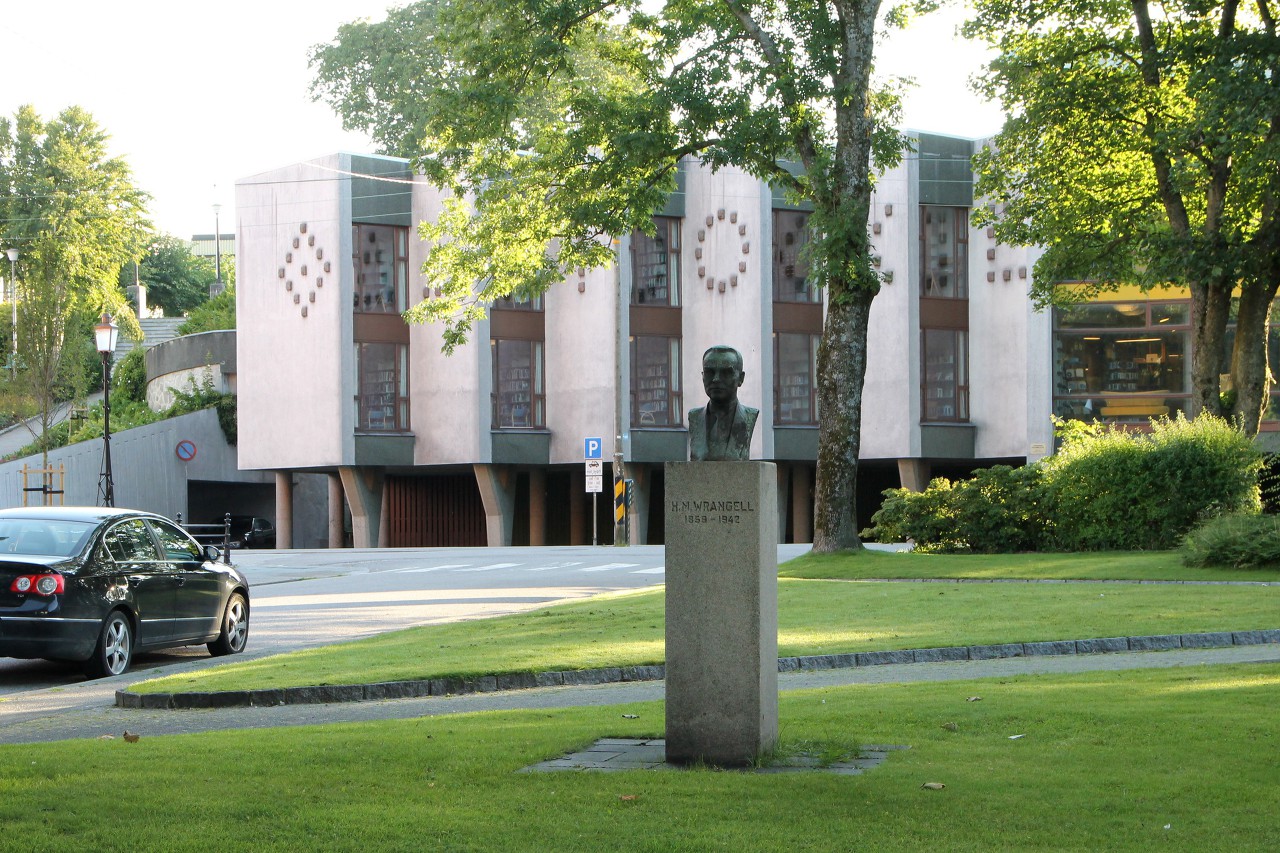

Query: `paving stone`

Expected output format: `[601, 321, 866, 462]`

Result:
[856, 650, 915, 667]
[913, 646, 969, 663]
[1076, 637, 1128, 654]
[1023, 641, 1076, 657]
[1179, 632, 1234, 649]
[969, 643, 1025, 660]
[1128, 634, 1181, 651]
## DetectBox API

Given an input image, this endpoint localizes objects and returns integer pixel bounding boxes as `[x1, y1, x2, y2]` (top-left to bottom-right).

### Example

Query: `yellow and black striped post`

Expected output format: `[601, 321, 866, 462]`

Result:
[613, 474, 626, 544]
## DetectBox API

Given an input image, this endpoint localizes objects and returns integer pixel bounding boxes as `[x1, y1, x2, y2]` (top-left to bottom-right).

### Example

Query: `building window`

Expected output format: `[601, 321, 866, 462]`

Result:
[631, 216, 681, 306]
[495, 293, 543, 311]
[352, 224, 409, 313]
[492, 339, 544, 429]
[357, 343, 409, 431]
[773, 211, 819, 303]
[922, 329, 969, 422]
[774, 333, 819, 424]
[920, 206, 968, 298]
[1053, 300, 1191, 423]
[631, 336, 682, 427]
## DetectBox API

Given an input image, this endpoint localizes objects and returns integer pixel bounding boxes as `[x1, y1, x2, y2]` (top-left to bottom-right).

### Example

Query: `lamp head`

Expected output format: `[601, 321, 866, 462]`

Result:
[94, 313, 119, 355]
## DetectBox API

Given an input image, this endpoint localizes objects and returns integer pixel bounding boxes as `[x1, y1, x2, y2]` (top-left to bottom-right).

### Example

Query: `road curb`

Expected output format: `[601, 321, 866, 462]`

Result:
[114, 629, 1280, 710]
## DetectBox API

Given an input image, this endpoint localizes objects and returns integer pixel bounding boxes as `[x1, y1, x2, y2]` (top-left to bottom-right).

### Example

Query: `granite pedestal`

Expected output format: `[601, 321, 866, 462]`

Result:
[664, 461, 778, 766]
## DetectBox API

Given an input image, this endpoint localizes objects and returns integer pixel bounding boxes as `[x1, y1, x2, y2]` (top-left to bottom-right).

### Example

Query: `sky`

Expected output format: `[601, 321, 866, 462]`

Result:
[1, 1, 1002, 240]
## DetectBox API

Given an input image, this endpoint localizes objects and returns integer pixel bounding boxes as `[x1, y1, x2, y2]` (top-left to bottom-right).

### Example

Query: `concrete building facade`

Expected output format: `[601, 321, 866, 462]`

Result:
[233, 135, 1056, 548]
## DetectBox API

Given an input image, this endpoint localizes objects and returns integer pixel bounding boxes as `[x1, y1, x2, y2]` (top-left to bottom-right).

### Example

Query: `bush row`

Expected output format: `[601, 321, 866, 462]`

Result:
[862, 414, 1263, 553]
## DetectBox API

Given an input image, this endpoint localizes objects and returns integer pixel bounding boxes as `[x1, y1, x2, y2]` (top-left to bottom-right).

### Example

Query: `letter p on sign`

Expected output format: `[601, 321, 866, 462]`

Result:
[584, 437, 603, 460]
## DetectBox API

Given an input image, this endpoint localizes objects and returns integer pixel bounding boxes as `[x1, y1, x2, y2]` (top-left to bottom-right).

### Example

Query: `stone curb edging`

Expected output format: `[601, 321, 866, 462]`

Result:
[116, 629, 1280, 710]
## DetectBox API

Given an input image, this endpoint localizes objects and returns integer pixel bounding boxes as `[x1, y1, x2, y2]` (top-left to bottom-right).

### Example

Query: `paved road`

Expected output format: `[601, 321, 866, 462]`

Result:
[0, 544, 810, 723]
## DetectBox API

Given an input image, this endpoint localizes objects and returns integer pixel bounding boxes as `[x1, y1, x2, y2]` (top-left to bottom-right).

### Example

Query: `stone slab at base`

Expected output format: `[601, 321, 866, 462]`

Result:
[664, 461, 778, 766]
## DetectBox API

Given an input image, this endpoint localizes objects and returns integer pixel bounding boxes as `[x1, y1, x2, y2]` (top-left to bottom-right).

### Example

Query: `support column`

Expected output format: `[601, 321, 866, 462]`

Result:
[897, 458, 932, 493]
[473, 463, 516, 547]
[776, 465, 790, 544]
[791, 464, 813, 544]
[327, 473, 345, 549]
[528, 467, 547, 546]
[569, 467, 587, 545]
[339, 466, 385, 548]
[627, 463, 650, 545]
[274, 471, 294, 550]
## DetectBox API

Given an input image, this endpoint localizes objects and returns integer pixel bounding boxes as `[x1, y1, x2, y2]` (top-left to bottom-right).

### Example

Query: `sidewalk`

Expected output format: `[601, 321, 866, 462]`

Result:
[2, 642, 1275, 746]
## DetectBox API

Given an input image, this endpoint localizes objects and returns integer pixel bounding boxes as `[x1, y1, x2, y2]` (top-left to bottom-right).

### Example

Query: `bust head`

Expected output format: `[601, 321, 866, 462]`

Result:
[701, 345, 745, 407]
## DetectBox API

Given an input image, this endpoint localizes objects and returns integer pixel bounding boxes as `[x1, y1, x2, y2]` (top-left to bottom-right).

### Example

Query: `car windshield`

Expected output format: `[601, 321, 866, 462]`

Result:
[0, 519, 96, 558]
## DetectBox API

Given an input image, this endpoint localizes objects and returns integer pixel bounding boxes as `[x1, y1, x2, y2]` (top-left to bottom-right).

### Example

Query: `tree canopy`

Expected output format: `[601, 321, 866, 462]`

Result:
[968, 0, 1280, 434]
[0, 105, 150, 465]
[312, 0, 913, 550]
[120, 234, 220, 317]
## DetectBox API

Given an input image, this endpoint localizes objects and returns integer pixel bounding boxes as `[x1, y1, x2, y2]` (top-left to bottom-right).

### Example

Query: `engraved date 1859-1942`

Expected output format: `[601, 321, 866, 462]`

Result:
[670, 499, 755, 525]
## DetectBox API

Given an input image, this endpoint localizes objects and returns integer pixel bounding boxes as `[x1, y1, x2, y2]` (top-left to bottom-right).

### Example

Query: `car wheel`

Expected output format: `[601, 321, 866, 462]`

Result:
[84, 611, 134, 678]
[208, 592, 249, 656]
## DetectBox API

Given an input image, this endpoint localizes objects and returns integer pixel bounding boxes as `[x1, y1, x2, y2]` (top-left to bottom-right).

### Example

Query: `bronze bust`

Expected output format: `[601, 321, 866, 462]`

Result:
[688, 345, 758, 461]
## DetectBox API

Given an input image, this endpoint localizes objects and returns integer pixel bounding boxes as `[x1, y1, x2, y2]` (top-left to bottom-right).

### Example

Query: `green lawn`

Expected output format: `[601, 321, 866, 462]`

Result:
[781, 548, 1280, 581]
[134, 549, 1280, 694]
[3, 665, 1276, 851]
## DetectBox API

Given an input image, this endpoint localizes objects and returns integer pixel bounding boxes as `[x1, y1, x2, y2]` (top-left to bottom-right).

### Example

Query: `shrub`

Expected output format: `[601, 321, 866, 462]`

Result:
[177, 286, 235, 335]
[862, 478, 964, 552]
[1182, 513, 1280, 569]
[861, 465, 1046, 553]
[1041, 413, 1262, 550]
[863, 414, 1262, 553]
[112, 346, 148, 407]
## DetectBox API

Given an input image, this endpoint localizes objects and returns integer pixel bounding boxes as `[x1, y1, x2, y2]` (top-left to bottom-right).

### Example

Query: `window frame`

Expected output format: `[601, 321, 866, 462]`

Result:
[631, 216, 682, 307]
[630, 335, 683, 428]
[773, 332, 820, 425]
[492, 338, 546, 430]
[356, 342, 411, 432]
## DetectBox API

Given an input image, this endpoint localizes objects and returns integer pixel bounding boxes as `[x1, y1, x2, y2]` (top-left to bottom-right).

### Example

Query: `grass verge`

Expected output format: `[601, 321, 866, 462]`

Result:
[134, 575, 1280, 694]
[780, 548, 1280, 581]
[4, 665, 1277, 851]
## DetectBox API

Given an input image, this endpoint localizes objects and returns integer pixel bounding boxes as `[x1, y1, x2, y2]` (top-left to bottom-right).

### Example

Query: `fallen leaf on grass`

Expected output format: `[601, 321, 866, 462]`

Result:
[1008, 734, 1025, 740]
[622, 714, 639, 719]
[920, 782, 946, 790]
[97, 735, 114, 741]
[619, 795, 639, 802]
[966, 696, 982, 702]
[941, 722, 958, 732]
[123, 731, 140, 743]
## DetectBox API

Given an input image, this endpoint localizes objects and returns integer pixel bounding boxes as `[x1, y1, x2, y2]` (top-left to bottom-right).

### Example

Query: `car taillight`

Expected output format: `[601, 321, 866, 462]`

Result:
[9, 574, 64, 595]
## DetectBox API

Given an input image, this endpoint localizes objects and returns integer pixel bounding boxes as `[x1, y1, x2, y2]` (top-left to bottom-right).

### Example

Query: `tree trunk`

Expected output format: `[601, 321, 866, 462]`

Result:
[812, 291, 873, 552]
[1231, 282, 1280, 436]
[1189, 278, 1232, 417]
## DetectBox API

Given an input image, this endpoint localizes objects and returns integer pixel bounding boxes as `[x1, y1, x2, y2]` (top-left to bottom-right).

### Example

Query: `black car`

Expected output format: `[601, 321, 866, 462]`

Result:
[0, 506, 250, 678]
[227, 515, 275, 549]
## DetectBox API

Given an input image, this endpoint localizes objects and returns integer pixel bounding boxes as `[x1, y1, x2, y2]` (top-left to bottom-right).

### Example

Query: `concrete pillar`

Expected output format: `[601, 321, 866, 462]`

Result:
[897, 458, 932, 493]
[791, 464, 813, 544]
[339, 466, 385, 548]
[628, 463, 650, 545]
[473, 463, 515, 547]
[327, 473, 345, 548]
[775, 465, 790, 544]
[569, 467, 587, 545]
[274, 471, 294, 549]
[528, 467, 547, 546]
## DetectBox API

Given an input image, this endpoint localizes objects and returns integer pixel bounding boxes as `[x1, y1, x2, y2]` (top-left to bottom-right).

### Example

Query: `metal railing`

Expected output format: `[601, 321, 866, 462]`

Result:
[176, 512, 232, 561]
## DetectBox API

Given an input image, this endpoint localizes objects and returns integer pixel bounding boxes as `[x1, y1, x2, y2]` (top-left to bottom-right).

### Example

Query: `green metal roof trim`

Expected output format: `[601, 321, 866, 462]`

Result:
[351, 154, 413, 227]
[916, 133, 975, 208]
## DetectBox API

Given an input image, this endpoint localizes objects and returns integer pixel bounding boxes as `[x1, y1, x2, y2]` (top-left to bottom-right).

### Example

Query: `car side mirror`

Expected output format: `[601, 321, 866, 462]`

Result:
[204, 544, 224, 563]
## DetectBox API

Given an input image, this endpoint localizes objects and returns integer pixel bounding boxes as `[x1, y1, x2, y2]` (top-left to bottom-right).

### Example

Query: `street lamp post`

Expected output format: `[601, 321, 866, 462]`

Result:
[95, 314, 120, 507]
[5, 247, 17, 379]
[211, 203, 224, 297]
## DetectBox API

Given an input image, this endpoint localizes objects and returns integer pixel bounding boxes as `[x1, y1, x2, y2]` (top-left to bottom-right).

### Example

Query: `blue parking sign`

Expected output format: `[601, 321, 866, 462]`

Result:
[584, 437, 603, 460]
